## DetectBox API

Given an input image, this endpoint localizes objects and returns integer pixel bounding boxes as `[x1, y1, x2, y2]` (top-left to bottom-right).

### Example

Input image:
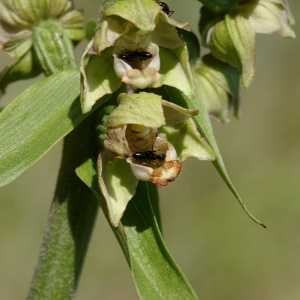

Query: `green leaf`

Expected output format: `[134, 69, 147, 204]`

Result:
[76, 160, 199, 299]
[0, 69, 109, 187]
[164, 85, 266, 228]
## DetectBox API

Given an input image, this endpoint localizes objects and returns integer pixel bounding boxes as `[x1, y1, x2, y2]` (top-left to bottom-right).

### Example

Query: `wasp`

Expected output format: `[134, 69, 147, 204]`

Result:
[132, 150, 166, 165]
[158, 2, 174, 17]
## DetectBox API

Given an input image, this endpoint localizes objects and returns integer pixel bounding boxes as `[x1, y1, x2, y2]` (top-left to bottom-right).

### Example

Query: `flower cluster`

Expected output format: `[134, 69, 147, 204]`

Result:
[196, 0, 295, 121]
[80, 0, 216, 226]
[80, 0, 193, 113]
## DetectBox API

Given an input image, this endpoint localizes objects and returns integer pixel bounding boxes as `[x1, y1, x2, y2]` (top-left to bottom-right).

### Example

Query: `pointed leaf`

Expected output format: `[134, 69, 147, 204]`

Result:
[0, 69, 110, 187]
[164, 85, 266, 228]
[123, 181, 199, 299]
[76, 160, 198, 299]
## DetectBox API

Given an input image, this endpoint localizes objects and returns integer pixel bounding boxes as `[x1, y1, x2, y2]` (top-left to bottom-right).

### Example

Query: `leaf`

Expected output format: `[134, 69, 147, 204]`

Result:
[0, 69, 110, 187]
[76, 159, 199, 299]
[164, 85, 266, 228]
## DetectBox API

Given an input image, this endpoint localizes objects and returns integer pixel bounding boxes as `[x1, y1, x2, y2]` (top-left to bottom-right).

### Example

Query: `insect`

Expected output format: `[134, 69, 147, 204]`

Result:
[132, 150, 166, 165]
[118, 51, 153, 63]
[158, 2, 174, 16]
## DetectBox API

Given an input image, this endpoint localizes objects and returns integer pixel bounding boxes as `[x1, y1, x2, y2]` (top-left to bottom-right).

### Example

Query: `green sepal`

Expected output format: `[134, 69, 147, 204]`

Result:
[32, 20, 77, 76]
[103, 0, 161, 32]
[3, 30, 32, 59]
[193, 54, 241, 122]
[98, 150, 138, 227]
[154, 45, 194, 99]
[80, 42, 121, 113]
[59, 9, 85, 41]
[160, 118, 215, 162]
[108, 92, 165, 128]
[209, 13, 255, 88]
[0, 50, 41, 94]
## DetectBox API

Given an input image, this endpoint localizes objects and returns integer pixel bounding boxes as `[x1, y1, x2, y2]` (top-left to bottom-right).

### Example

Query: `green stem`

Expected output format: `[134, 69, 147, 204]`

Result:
[27, 112, 99, 300]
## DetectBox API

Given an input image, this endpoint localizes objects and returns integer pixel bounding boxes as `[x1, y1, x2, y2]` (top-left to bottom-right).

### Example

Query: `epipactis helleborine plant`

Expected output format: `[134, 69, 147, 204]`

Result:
[80, 0, 194, 113]
[97, 92, 215, 226]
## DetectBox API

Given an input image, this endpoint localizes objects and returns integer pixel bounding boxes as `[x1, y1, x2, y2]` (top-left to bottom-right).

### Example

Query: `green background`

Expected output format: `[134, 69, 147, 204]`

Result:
[1, 0, 300, 299]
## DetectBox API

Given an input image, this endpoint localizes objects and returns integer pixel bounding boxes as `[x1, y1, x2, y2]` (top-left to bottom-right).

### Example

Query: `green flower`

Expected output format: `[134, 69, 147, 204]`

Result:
[80, 0, 194, 113]
[199, 0, 295, 88]
[97, 92, 215, 226]
[0, 0, 84, 91]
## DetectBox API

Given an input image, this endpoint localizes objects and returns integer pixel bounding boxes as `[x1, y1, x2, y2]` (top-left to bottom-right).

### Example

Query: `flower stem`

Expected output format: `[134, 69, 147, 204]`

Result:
[27, 111, 99, 300]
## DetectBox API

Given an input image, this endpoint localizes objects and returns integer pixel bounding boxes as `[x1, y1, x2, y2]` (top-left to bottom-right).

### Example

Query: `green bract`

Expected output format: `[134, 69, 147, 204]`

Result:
[0, 0, 84, 91]
[97, 92, 215, 226]
[80, 0, 194, 113]
[199, 0, 295, 88]
[193, 54, 241, 123]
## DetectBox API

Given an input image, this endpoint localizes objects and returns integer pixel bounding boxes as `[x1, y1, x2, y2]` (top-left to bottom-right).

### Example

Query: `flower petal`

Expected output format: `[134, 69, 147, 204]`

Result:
[240, 0, 295, 38]
[209, 14, 255, 88]
[103, 0, 161, 32]
[154, 45, 194, 98]
[108, 92, 166, 128]
[160, 119, 215, 162]
[162, 100, 199, 125]
[150, 160, 182, 186]
[80, 44, 121, 113]
[122, 68, 161, 89]
[98, 150, 138, 227]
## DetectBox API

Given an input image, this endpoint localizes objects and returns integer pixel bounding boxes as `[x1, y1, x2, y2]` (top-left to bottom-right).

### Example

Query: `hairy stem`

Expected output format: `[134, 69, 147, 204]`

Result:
[27, 109, 99, 300]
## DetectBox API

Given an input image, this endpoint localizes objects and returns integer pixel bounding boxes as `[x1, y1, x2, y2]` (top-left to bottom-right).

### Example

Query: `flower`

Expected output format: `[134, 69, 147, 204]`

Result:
[0, 0, 84, 92]
[97, 92, 215, 226]
[80, 0, 194, 113]
[199, 0, 295, 88]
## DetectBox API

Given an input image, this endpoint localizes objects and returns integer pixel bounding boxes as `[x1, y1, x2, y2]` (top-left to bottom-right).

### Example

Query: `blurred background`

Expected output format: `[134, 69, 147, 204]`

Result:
[0, 0, 300, 299]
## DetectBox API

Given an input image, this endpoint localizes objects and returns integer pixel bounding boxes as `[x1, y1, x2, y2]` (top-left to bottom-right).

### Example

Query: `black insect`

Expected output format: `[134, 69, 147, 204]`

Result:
[158, 2, 174, 17]
[118, 51, 153, 63]
[132, 150, 166, 165]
